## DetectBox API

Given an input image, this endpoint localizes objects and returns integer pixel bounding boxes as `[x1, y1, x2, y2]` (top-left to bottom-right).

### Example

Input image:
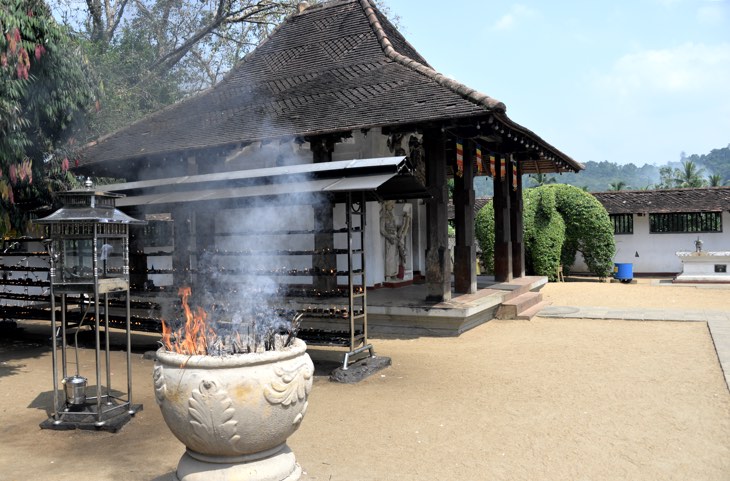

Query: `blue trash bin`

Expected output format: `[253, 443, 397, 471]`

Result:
[613, 263, 633, 283]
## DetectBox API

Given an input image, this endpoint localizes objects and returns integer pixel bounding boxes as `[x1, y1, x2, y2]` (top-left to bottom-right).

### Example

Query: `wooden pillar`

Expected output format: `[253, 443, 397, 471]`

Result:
[195, 207, 216, 254]
[171, 208, 193, 287]
[311, 138, 337, 293]
[171, 154, 198, 287]
[127, 213, 147, 290]
[424, 128, 451, 301]
[510, 161, 525, 278]
[493, 155, 513, 282]
[453, 140, 477, 293]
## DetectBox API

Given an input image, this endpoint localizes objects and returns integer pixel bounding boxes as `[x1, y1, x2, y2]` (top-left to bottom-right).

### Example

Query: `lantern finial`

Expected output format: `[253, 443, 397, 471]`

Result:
[85, 177, 93, 189]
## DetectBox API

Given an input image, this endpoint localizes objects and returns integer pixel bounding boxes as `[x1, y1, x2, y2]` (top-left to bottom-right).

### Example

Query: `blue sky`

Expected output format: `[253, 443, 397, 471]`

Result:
[384, 0, 730, 166]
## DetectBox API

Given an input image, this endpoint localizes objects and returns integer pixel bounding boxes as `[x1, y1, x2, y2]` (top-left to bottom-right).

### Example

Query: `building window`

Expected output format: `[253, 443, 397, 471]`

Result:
[649, 212, 722, 233]
[143, 220, 174, 247]
[610, 214, 633, 235]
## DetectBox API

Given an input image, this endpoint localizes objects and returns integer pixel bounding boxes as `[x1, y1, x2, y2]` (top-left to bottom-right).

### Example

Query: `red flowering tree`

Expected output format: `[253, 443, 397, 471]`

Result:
[0, 0, 97, 236]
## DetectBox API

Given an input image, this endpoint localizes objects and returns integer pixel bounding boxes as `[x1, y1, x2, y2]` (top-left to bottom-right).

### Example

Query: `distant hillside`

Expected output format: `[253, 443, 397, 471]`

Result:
[547, 161, 661, 192]
[685, 145, 730, 183]
[473, 144, 729, 196]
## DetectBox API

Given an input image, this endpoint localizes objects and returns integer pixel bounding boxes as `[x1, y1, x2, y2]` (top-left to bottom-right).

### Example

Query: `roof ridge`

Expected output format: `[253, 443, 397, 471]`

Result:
[593, 186, 730, 195]
[358, 0, 506, 113]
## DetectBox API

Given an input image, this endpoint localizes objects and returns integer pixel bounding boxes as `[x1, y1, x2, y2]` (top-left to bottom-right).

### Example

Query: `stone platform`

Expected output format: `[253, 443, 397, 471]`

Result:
[674, 252, 730, 283]
[299, 276, 548, 337]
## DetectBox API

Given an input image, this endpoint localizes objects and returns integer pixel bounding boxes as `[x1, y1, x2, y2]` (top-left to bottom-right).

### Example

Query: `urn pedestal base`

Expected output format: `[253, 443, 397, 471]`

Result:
[175, 444, 301, 481]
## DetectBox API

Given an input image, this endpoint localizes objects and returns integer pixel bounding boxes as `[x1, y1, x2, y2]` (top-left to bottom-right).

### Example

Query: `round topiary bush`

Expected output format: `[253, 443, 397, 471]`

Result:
[551, 184, 615, 278]
[523, 187, 566, 280]
[475, 184, 615, 280]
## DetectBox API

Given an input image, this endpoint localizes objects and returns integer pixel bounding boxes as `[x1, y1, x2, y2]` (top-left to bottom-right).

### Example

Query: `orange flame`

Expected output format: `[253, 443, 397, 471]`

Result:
[160, 286, 213, 355]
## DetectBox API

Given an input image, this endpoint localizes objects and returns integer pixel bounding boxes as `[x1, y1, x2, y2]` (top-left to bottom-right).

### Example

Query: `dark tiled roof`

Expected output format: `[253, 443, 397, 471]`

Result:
[80, 0, 579, 174]
[593, 187, 730, 214]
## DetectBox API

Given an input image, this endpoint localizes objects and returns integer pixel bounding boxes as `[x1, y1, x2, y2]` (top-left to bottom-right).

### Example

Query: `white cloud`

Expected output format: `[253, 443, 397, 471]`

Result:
[596, 42, 730, 99]
[653, 0, 683, 7]
[492, 5, 538, 31]
[697, 2, 728, 25]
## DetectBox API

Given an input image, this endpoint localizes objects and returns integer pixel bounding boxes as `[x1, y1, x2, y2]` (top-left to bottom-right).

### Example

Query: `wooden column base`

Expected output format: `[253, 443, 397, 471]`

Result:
[494, 242, 513, 283]
[512, 241, 525, 279]
[454, 245, 477, 293]
[426, 246, 451, 302]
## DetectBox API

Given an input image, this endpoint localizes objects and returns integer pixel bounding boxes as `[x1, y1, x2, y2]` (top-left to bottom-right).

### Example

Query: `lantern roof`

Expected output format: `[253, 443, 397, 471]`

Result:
[35, 184, 145, 225]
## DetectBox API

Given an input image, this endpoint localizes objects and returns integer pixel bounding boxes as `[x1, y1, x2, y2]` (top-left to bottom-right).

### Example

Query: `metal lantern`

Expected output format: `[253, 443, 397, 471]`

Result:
[36, 179, 145, 430]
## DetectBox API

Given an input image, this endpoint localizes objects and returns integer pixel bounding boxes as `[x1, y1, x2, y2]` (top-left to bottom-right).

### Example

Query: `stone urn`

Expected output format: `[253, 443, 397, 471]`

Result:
[153, 338, 314, 481]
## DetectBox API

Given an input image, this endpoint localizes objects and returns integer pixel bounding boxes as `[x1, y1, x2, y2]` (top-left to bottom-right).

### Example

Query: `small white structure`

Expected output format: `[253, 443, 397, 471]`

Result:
[674, 251, 730, 283]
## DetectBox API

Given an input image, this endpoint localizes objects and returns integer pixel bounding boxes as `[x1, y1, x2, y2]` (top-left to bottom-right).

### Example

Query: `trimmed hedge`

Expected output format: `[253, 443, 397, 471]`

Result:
[475, 184, 615, 281]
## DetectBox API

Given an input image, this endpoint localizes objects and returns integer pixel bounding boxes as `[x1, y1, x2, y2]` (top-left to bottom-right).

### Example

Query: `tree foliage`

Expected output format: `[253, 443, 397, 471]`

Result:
[1, 0, 98, 236]
[475, 184, 615, 281]
[553, 160, 659, 192]
[527, 173, 557, 187]
[552, 184, 615, 277]
[523, 187, 566, 278]
[708, 174, 723, 187]
[50, 0, 312, 135]
[685, 145, 730, 186]
[608, 180, 627, 191]
[542, 145, 729, 193]
[656, 160, 708, 189]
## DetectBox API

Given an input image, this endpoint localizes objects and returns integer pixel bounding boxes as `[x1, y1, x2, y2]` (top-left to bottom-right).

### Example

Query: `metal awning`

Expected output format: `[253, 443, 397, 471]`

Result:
[102, 156, 428, 208]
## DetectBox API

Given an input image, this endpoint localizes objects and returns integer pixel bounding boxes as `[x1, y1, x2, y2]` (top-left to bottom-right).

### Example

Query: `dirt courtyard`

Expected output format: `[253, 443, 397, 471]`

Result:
[1, 278, 729, 481]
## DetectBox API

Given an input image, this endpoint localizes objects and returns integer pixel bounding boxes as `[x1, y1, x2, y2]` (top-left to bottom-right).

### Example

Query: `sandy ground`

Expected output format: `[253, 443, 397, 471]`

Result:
[1, 278, 729, 481]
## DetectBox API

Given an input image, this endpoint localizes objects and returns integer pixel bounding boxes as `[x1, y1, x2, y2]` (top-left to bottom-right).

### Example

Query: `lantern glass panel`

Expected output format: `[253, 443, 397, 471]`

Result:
[98, 237, 125, 278]
[53, 231, 128, 286]
[60, 238, 94, 283]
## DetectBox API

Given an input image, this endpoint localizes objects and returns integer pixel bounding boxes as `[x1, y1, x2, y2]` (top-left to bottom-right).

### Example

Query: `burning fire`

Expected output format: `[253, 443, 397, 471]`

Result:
[161, 286, 302, 356]
[161, 287, 211, 355]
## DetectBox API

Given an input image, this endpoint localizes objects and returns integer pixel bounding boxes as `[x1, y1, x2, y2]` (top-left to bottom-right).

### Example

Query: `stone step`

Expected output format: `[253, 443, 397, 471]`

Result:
[496, 291, 543, 319]
[515, 300, 552, 320]
[494, 276, 547, 302]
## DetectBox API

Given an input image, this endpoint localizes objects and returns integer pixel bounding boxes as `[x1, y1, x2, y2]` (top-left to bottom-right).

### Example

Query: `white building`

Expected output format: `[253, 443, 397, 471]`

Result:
[575, 187, 730, 275]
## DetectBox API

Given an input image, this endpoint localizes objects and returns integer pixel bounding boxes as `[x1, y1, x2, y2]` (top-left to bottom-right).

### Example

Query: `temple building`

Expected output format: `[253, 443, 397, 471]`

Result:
[69, 0, 582, 343]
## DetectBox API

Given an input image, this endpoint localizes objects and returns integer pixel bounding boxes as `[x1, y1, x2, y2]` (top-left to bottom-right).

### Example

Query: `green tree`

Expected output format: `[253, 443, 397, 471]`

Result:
[1, 0, 98, 236]
[656, 165, 677, 189]
[50, 0, 312, 135]
[84, 23, 187, 137]
[608, 181, 627, 191]
[673, 160, 706, 188]
[686, 145, 730, 185]
[708, 174, 723, 187]
[527, 173, 557, 187]
[475, 184, 615, 280]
